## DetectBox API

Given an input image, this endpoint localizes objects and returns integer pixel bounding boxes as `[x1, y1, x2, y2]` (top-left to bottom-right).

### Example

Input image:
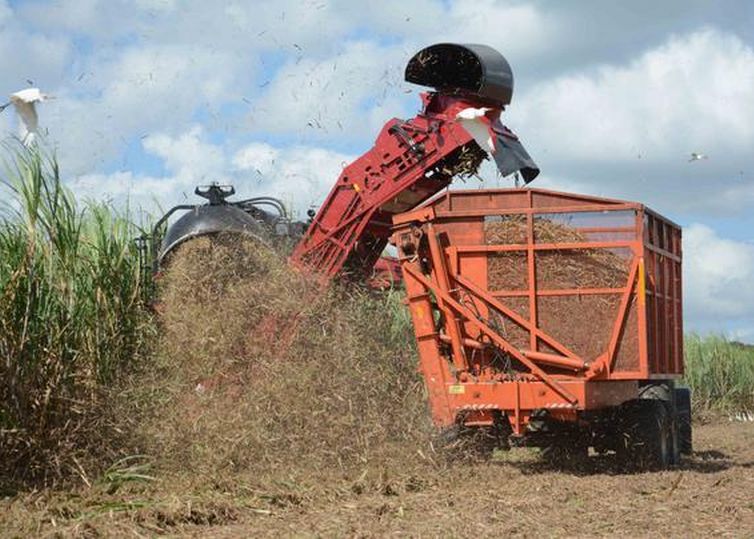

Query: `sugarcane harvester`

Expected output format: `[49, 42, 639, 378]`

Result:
[151, 43, 690, 468]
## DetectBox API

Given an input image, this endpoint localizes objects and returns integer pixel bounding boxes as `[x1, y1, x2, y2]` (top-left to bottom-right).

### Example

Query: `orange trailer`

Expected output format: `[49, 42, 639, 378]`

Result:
[392, 187, 690, 466]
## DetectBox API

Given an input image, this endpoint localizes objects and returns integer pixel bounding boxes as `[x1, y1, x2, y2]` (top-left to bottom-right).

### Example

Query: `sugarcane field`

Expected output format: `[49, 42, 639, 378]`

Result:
[1, 2, 754, 537]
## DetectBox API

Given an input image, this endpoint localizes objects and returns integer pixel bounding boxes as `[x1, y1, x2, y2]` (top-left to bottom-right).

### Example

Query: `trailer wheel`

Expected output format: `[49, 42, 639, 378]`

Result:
[620, 399, 673, 469]
[669, 413, 681, 465]
[675, 387, 693, 455]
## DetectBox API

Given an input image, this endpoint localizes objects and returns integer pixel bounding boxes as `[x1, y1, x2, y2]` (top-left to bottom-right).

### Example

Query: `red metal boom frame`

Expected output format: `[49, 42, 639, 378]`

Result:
[291, 93, 491, 278]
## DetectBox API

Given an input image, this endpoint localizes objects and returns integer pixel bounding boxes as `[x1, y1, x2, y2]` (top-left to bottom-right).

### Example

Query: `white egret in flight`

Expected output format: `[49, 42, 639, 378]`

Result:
[0, 88, 53, 147]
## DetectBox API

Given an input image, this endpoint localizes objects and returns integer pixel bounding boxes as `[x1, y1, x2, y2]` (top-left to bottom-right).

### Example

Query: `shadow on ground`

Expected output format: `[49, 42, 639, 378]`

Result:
[495, 447, 738, 476]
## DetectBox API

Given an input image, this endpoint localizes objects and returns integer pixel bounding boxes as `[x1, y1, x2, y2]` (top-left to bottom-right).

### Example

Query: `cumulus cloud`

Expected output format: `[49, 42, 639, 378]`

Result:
[232, 142, 354, 214]
[507, 28, 754, 214]
[0, 0, 12, 22]
[70, 170, 166, 201]
[144, 127, 226, 184]
[9, 0, 559, 168]
[442, 0, 555, 59]
[248, 41, 411, 145]
[246, 1, 556, 146]
[44, 43, 249, 174]
[711, 179, 754, 213]
[0, 2, 71, 90]
[71, 127, 353, 217]
[16, 0, 121, 36]
[514, 28, 754, 162]
[684, 224, 754, 321]
[69, 125, 228, 206]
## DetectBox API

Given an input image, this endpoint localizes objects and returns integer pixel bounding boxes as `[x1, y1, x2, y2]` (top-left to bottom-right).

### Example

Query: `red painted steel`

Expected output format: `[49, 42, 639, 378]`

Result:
[391, 188, 682, 434]
[290, 93, 498, 279]
[367, 256, 402, 289]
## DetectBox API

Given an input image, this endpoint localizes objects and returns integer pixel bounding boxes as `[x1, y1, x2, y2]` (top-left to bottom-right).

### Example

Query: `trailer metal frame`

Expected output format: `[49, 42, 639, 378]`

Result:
[392, 188, 682, 435]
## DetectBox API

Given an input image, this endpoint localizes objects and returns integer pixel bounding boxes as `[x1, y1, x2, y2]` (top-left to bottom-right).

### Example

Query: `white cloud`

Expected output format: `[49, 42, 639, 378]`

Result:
[232, 143, 279, 175]
[19, 0, 353, 55]
[0, 0, 12, 23]
[513, 28, 754, 163]
[684, 224, 754, 320]
[0, 0, 570, 179]
[70, 170, 166, 200]
[70, 126, 228, 207]
[44, 43, 249, 174]
[232, 142, 354, 214]
[497, 27, 754, 219]
[334, 0, 555, 60]
[248, 41, 411, 143]
[134, 0, 177, 12]
[443, 0, 554, 59]
[18, 0, 108, 34]
[246, 1, 555, 144]
[699, 175, 754, 213]
[70, 127, 353, 218]
[144, 126, 226, 183]
[0, 5, 71, 90]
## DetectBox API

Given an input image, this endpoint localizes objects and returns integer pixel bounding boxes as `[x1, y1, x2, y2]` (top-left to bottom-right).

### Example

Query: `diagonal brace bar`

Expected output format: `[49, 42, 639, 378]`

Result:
[453, 273, 582, 362]
[402, 264, 577, 404]
[605, 257, 640, 374]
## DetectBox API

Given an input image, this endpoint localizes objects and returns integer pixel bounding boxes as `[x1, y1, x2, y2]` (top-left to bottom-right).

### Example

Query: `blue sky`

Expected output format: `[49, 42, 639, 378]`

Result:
[1, 0, 754, 340]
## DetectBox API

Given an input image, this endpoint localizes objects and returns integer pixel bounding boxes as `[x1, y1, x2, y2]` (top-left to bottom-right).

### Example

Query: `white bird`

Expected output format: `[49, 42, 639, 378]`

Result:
[0, 88, 53, 147]
[688, 152, 708, 162]
[456, 107, 496, 153]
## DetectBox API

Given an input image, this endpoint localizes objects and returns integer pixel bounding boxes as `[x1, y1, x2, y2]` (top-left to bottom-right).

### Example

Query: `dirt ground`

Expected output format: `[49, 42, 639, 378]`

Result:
[211, 420, 754, 538]
[4, 420, 753, 538]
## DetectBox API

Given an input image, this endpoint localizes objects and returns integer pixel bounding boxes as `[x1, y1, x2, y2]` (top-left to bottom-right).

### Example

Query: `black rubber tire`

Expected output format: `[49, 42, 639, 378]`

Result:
[675, 387, 693, 455]
[669, 412, 681, 465]
[639, 382, 681, 464]
[620, 399, 673, 469]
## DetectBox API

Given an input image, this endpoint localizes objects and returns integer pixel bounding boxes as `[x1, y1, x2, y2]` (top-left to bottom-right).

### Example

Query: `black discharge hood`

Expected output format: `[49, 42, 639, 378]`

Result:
[406, 42, 539, 183]
[405, 43, 514, 107]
